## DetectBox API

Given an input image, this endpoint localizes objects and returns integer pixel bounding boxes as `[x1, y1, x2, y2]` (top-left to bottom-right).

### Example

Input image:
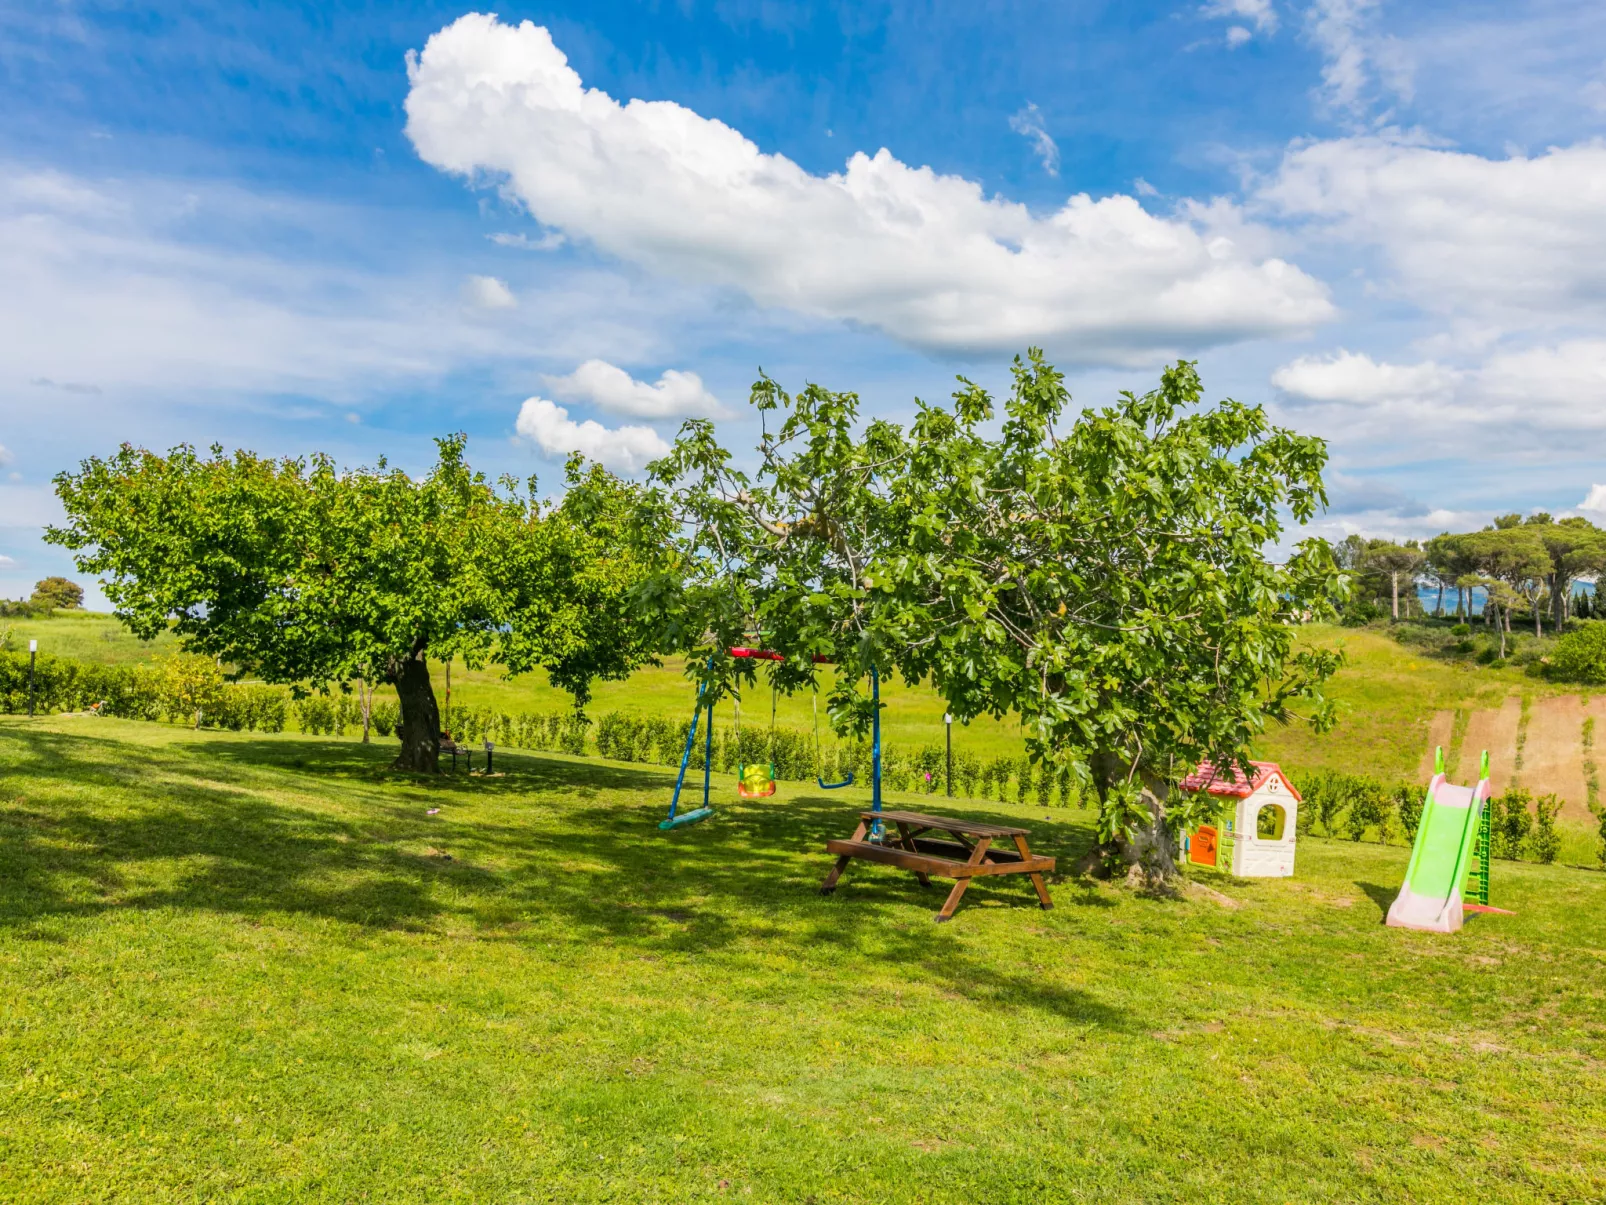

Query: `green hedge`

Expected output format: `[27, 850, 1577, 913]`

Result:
[1292, 769, 1563, 864]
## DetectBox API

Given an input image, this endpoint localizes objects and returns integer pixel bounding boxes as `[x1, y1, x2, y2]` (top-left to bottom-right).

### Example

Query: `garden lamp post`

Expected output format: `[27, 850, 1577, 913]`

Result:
[484, 740, 493, 774]
[28, 639, 37, 717]
[944, 713, 953, 797]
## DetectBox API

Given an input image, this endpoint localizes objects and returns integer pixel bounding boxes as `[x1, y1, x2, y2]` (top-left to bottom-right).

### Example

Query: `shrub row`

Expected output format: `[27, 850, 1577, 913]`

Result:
[1292, 769, 1564, 864]
[0, 649, 288, 733]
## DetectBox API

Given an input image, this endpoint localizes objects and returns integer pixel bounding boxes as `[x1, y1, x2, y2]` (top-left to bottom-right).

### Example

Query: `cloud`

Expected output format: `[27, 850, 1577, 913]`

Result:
[1305, 0, 1413, 117]
[404, 14, 1333, 365]
[1271, 349, 1458, 405]
[545, 359, 727, 419]
[29, 376, 101, 394]
[1271, 340, 1606, 445]
[0, 555, 15, 568]
[1008, 102, 1060, 176]
[0, 165, 703, 405]
[1576, 484, 1606, 514]
[462, 274, 516, 309]
[1260, 134, 1606, 328]
[0, 444, 12, 467]
[1203, 0, 1278, 40]
[489, 230, 566, 251]
[514, 397, 670, 473]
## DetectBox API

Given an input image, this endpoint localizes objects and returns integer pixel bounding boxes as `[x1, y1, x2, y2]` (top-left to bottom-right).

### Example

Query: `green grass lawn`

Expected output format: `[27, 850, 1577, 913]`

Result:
[3, 717, 1604, 1202]
[0, 611, 178, 666]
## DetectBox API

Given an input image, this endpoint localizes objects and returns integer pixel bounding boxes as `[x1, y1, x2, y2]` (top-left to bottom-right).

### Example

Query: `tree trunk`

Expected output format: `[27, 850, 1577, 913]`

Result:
[1390, 571, 1400, 620]
[359, 676, 372, 744]
[1498, 609, 1508, 659]
[391, 649, 441, 773]
[1116, 772, 1181, 892]
[1435, 580, 1444, 617]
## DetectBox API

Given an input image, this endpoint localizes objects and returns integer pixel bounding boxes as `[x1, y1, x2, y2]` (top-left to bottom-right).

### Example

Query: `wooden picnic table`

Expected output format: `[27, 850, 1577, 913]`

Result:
[819, 809, 1055, 922]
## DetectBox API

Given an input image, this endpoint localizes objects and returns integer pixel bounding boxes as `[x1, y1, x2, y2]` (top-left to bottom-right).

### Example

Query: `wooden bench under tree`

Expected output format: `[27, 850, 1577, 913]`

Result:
[819, 809, 1055, 922]
[439, 736, 474, 771]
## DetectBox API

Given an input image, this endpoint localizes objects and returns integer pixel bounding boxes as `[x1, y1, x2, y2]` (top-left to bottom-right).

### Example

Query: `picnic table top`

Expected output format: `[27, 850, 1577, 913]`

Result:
[863, 809, 1032, 838]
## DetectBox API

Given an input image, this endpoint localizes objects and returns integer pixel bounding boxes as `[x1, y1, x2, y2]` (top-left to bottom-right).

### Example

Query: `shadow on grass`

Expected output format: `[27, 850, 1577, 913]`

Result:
[1357, 881, 1397, 920]
[0, 723, 1124, 1028]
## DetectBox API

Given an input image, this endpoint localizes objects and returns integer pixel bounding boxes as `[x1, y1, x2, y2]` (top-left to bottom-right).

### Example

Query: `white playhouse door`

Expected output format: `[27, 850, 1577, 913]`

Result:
[1230, 783, 1297, 877]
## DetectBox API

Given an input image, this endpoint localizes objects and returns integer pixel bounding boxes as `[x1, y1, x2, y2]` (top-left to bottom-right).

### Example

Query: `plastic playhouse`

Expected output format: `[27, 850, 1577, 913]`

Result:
[1178, 759, 1302, 877]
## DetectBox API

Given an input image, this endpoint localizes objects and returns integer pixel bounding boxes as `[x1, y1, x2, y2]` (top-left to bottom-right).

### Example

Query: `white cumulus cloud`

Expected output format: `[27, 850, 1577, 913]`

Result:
[545, 359, 726, 419]
[1261, 135, 1606, 328]
[404, 14, 1333, 365]
[1272, 339, 1606, 450]
[463, 273, 517, 309]
[0, 443, 12, 467]
[1575, 484, 1606, 515]
[514, 397, 669, 473]
[1271, 349, 1458, 405]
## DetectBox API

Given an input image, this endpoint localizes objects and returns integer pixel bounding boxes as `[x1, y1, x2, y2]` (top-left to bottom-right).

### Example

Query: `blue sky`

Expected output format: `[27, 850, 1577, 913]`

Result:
[3, 0, 1606, 605]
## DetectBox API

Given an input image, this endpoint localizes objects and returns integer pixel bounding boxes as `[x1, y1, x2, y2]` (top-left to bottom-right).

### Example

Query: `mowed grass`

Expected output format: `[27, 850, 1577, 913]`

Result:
[0, 611, 179, 666]
[2, 718, 1604, 1203]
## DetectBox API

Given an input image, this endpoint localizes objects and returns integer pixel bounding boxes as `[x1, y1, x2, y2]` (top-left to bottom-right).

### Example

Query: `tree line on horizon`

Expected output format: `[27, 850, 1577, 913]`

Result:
[1337, 515, 1606, 655]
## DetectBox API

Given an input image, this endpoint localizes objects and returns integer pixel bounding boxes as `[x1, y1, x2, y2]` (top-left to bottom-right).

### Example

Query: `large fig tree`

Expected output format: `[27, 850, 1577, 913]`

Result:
[651, 352, 1344, 885]
[48, 436, 666, 772]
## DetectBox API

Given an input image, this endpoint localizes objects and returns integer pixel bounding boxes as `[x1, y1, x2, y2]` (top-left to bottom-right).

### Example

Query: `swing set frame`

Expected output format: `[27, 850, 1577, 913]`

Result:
[659, 648, 885, 832]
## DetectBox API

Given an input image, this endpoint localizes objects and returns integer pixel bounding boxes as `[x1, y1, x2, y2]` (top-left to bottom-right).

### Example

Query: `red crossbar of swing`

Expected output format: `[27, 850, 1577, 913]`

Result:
[728, 647, 833, 664]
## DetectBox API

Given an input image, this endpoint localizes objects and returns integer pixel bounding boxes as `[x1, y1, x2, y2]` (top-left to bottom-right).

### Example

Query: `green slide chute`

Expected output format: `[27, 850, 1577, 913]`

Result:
[1386, 748, 1491, 934]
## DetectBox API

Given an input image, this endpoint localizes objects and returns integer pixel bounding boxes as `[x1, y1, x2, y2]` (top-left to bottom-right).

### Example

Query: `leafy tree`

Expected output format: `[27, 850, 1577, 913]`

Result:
[1529, 517, 1606, 627]
[1425, 533, 1480, 619]
[1464, 526, 1551, 640]
[30, 576, 84, 610]
[48, 437, 666, 771]
[1360, 540, 1425, 621]
[650, 352, 1344, 886]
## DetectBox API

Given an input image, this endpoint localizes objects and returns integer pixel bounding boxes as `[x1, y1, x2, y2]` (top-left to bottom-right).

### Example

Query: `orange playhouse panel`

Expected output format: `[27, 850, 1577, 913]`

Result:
[1189, 825, 1218, 867]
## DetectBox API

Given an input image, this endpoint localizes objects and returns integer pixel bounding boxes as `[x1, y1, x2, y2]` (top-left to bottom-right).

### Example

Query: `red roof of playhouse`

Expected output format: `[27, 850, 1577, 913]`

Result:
[1177, 760, 1302, 802]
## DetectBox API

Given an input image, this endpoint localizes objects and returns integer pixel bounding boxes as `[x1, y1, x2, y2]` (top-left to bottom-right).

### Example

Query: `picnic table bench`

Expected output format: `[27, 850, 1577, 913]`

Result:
[819, 809, 1055, 922]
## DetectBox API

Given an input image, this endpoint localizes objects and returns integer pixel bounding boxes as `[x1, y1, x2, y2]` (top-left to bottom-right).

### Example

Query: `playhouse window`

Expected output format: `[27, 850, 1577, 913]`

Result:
[1255, 803, 1287, 841]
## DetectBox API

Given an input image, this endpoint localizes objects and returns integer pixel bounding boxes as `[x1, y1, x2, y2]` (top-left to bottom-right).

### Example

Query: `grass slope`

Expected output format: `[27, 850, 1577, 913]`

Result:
[3, 718, 1604, 1203]
[1256, 626, 1574, 781]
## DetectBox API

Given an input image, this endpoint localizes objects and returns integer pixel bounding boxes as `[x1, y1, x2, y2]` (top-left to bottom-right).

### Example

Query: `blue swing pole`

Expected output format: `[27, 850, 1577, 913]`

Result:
[661, 668, 716, 831]
[702, 694, 714, 809]
[870, 665, 883, 841]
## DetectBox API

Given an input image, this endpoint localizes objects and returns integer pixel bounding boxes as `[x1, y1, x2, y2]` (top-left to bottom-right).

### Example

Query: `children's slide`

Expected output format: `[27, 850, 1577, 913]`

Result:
[1386, 751, 1491, 934]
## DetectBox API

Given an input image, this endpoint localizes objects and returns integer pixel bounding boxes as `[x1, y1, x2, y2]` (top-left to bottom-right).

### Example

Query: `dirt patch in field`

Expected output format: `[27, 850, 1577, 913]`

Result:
[1417, 709, 1455, 779]
[1419, 694, 1603, 820]
[1521, 695, 1590, 820]
[1458, 696, 1521, 792]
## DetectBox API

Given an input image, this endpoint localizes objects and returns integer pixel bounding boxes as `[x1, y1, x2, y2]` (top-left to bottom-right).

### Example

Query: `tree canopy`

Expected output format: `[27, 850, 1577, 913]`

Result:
[30, 576, 84, 610]
[48, 436, 667, 771]
[651, 352, 1344, 884]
